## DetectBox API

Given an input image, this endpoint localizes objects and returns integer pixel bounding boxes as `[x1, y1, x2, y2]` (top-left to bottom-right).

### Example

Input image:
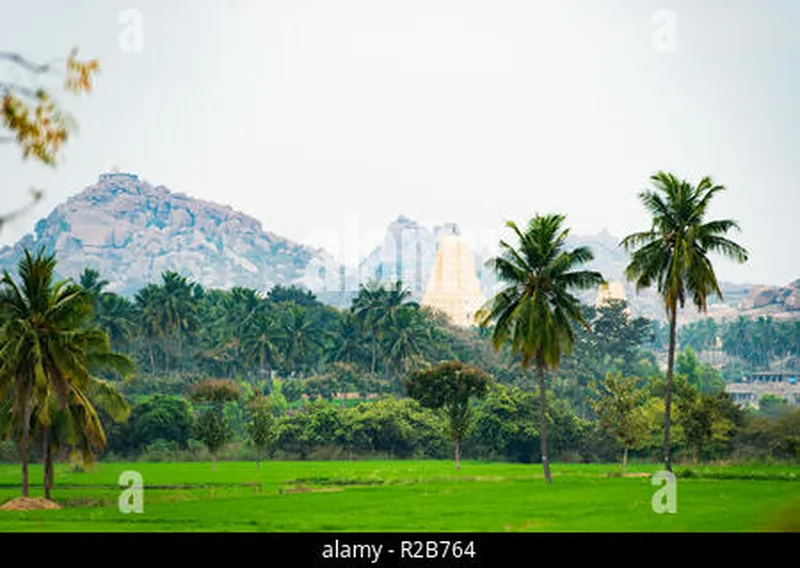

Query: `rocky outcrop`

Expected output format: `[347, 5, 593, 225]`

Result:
[0, 173, 343, 296]
[740, 279, 800, 312]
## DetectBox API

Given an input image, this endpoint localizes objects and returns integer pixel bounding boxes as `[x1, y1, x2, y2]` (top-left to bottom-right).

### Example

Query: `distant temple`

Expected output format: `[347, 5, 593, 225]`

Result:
[595, 281, 629, 310]
[421, 230, 486, 327]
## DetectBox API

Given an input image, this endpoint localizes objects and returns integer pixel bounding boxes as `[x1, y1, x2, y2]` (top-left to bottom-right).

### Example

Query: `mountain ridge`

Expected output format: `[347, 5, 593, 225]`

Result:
[0, 173, 796, 324]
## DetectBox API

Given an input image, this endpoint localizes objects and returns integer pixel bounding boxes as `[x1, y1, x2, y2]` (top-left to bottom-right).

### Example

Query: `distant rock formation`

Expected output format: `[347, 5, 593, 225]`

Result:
[740, 279, 800, 312]
[421, 232, 487, 327]
[0, 173, 343, 296]
[358, 216, 496, 300]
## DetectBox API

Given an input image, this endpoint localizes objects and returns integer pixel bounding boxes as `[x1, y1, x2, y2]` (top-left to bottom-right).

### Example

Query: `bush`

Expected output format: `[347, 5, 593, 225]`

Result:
[139, 438, 180, 462]
[0, 440, 18, 463]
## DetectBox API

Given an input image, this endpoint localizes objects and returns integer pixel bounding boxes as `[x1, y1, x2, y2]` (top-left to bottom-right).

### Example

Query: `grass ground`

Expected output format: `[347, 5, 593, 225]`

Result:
[0, 461, 797, 531]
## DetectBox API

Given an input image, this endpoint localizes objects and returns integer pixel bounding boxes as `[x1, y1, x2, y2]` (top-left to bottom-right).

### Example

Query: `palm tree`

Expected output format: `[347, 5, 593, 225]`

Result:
[332, 312, 371, 368]
[478, 214, 604, 483]
[621, 172, 748, 472]
[78, 268, 109, 314]
[382, 306, 430, 378]
[352, 281, 416, 374]
[278, 303, 327, 376]
[0, 248, 99, 497]
[95, 293, 136, 352]
[160, 271, 198, 372]
[135, 284, 165, 374]
[36, 340, 132, 500]
[240, 310, 283, 382]
[352, 283, 387, 373]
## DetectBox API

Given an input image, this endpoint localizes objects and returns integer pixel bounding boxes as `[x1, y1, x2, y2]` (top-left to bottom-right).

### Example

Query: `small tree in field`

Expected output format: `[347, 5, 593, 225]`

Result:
[247, 395, 276, 470]
[189, 379, 240, 471]
[590, 372, 649, 474]
[404, 361, 492, 470]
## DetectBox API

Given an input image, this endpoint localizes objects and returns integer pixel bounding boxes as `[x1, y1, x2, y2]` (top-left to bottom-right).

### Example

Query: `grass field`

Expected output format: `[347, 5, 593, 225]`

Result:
[0, 461, 797, 531]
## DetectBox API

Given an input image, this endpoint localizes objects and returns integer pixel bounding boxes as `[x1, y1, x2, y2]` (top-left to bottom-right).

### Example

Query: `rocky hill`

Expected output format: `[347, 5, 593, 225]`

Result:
[0, 173, 343, 297]
[2, 175, 795, 324]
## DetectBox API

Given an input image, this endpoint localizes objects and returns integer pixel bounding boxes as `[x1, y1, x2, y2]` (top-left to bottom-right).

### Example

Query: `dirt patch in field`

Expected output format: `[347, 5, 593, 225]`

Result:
[1, 497, 61, 511]
[504, 520, 546, 531]
[623, 473, 651, 478]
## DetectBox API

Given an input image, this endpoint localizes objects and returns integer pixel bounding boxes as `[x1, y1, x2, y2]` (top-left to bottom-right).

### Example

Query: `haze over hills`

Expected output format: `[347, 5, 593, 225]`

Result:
[0, 172, 796, 324]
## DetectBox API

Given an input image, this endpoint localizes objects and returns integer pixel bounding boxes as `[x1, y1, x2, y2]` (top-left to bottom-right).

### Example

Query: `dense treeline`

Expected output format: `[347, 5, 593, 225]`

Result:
[39, 265, 794, 467]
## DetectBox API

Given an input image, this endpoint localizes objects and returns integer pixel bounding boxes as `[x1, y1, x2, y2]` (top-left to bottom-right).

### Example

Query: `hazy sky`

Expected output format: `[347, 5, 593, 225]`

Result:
[1, 0, 798, 285]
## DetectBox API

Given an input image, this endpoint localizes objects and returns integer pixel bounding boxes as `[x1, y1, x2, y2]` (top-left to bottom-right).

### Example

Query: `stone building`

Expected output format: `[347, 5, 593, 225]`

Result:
[725, 371, 800, 408]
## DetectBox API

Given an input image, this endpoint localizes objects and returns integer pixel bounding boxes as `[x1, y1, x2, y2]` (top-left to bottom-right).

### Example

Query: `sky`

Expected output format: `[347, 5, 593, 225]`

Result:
[1, 0, 798, 285]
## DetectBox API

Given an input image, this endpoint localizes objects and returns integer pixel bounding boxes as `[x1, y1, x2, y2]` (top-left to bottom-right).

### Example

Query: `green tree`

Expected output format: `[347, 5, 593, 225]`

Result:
[478, 214, 603, 483]
[621, 171, 748, 471]
[405, 361, 492, 470]
[160, 271, 198, 373]
[676, 387, 737, 464]
[0, 248, 128, 497]
[590, 372, 649, 474]
[247, 395, 276, 469]
[189, 379, 240, 471]
[108, 394, 194, 456]
[758, 394, 790, 419]
[675, 347, 725, 394]
[134, 284, 165, 374]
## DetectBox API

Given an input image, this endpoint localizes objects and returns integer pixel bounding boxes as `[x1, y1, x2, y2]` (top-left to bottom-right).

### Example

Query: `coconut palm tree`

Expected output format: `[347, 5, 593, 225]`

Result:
[621, 171, 748, 472]
[478, 214, 604, 483]
[352, 283, 388, 374]
[78, 268, 109, 314]
[135, 284, 165, 374]
[382, 306, 430, 378]
[240, 310, 283, 382]
[95, 293, 136, 352]
[160, 271, 198, 372]
[0, 248, 101, 497]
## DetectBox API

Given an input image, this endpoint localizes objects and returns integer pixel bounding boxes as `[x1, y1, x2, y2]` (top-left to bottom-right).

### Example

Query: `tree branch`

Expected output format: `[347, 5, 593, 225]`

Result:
[0, 52, 53, 74]
[0, 187, 43, 232]
[0, 80, 41, 100]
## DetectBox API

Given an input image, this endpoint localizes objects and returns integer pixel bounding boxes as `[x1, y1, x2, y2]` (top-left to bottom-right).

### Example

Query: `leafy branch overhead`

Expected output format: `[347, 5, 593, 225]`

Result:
[0, 48, 99, 232]
[1, 48, 99, 166]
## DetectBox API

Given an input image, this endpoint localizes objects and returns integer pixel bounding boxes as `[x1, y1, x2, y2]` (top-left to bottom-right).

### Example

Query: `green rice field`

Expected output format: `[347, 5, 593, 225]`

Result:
[0, 461, 797, 532]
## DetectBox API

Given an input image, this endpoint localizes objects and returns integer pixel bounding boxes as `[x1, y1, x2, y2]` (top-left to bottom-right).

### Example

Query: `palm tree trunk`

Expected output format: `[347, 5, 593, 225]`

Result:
[19, 393, 32, 497]
[213, 454, 217, 473]
[148, 341, 156, 375]
[371, 333, 377, 374]
[454, 439, 461, 471]
[43, 431, 52, 500]
[622, 447, 628, 476]
[177, 326, 183, 373]
[537, 362, 552, 484]
[47, 447, 54, 495]
[664, 304, 678, 473]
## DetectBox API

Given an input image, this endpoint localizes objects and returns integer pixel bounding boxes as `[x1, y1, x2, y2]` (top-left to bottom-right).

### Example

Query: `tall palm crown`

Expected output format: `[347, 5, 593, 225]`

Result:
[621, 171, 748, 472]
[478, 214, 603, 484]
[621, 172, 748, 315]
[478, 214, 604, 369]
